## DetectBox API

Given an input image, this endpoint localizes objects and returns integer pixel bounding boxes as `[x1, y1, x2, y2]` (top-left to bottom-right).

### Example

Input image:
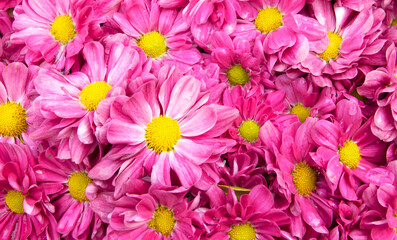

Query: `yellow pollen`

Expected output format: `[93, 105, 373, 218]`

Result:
[5, 190, 26, 214]
[254, 8, 283, 33]
[50, 15, 76, 44]
[339, 140, 361, 169]
[292, 162, 317, 196]
[238, 120, 260, 142]
[391, 18, 397, 26]
[318, 32, 343, 62]
[145, 116, 181, 153]
[148, 205, 176, 236]
[228, 223, 256, 240]
[290, 104, 311, 123]
[0, 102, 28, 138]
[138, 31, 167, 58]
[79, 82, 112, 111]
[227, 64, 250, 86]
[67, 172, 93, 202]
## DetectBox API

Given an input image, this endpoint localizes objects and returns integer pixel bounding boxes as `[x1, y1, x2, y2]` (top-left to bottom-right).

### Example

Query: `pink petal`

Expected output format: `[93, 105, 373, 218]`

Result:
[180, 106, 217, 137]
[151, 152, 171, 186]
[249, 185, 274, 213]
[107, 119, 145, 145]
[170, 152, 202, 187]
[2, 62, 28, 102]
[174, 139, 213, 165]
[57, 201, 83, 234]
[122, 92, 152, 127]
[82, 42, 106, 82]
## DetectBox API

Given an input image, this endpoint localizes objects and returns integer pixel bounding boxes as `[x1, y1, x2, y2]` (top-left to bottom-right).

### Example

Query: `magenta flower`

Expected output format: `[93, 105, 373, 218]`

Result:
[91, 184, 200, 239]
[113, 0, 201, 72]
[311, 99, 388, 200]
[0, 143, 58, 239]
[203, 184, 290, 239]
[34, 145, 105, 240]
[30, 41, 145, 163]
[0, 62, 38, 145]
[90, 65, 238, 196]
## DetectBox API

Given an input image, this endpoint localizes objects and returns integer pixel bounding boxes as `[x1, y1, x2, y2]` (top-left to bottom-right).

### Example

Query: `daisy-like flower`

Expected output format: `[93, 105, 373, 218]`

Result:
[34, 145, 105, 240]
[261, 119, 336, 236]
[91, 184, 200, 239]
[275, 74, 336, 123]
[113, 0, 201, 72]
[299, 1, 386, 87]
[11, 0, 95, 70]
[203, 184, 290, 239]
[0, 143, 58, 239]
[30, 41, 145, 163]
[90, 65, 238, 196]
[0, 62, 38, 145]
[210, 31, 265, 91]
[310, 99, 388, 200]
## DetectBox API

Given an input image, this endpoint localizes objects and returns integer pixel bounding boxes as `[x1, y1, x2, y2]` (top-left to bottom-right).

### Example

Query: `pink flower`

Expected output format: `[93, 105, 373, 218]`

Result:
[30, 41, 145, 164]
[0, 143, 58, 239]
[90, 65, 238, 196]
[34, 145, 105, 240]
[298, 1, 386, 87]
[310, 99, 388, 200]
[91, 184, 200, 239]
[113, 0, 201, 72]
[203, 184, 290, 239]
[0, 62, 38, 146]
[11, 0, 95, 70]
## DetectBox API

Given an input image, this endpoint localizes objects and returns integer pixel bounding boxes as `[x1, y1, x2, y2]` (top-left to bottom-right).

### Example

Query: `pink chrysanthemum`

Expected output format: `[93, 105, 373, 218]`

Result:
[91, 184, 200, 239]
[310, 99, 388, 200]
[0, 143, 58, 239]
[34, 145, 105, 240]
[0, 62, 38, 145]
[11, 0, 95, 70]
[113, 0, 201, 72]
[298, 1, 386, 87]
[30, 41, 146, 164]
[203, 184, 290, 239]
[90, 65, 238, 196]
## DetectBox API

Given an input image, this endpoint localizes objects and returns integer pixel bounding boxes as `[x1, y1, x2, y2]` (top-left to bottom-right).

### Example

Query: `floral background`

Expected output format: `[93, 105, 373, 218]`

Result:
[0, 0, 397, 239]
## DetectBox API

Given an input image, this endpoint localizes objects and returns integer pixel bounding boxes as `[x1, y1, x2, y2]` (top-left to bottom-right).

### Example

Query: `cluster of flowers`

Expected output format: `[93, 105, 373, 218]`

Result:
[1, 0, 397, 239]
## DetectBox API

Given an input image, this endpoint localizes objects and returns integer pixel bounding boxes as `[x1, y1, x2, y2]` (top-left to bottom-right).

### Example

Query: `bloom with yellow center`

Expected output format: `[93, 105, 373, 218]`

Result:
[5, 190, 26, 214]
[68, 172, 93, 202]
[79, 82, 113, 111]
[292, 162, 318, 196]
[227, 64, 250, 86]
[238, 120, 260, 142]
[145, 115, 181, 153]
[138, 31, 167, 58]
[254, 8, 283, 33]
[50, 15, 77, 44]
[228, 223, 256, 240]
[0, 102, 28, 138]
[148, 205, 176, 236]
[290, 104, 311, 123]
[318, 32, 343, 62]
[339, 140, 361, 169]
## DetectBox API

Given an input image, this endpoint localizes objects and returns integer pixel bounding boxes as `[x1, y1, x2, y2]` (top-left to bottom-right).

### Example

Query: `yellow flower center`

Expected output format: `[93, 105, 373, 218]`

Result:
[145, 116, 181, 153]
[292, 162, 317, 196]
[318, 32, 343, 62]
[290, 104, 311, 123]
[50, 15, 76, 44]
[67, 172, 93, 202]
[0, 102, 28, 138]
[5, 190, 26, 214]
[391, 18, 397, 26]
[228, 223, 256, 240]
[339, 140, 361, 169]
[254, 8, 283, 33]
[227, 64, 250, 86]
[148, 205, 176, 237]
[79, 82, 112, 111]
[138, 31, 167, 58]
[238, 120, 260, 142]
